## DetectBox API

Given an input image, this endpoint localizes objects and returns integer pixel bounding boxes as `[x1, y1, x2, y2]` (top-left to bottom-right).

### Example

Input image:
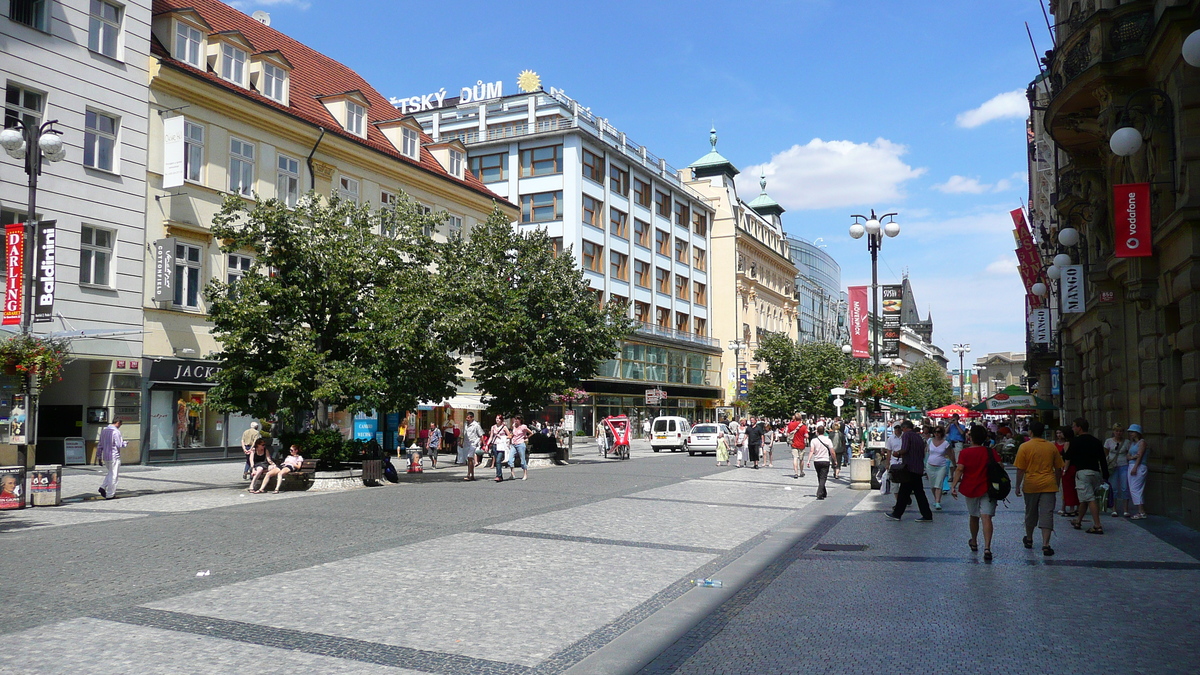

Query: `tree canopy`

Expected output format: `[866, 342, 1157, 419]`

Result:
[438, 209, 635, 416]
[895, 358, 954, 411]
[747, 337, 856, 418]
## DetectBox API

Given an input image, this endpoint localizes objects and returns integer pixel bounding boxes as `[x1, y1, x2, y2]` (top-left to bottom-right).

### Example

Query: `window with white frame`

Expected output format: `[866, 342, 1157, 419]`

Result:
[401, 127, 419, 159]
[346, 101, 366, 137]
[173, 242, 202, 308]
[10, 0, 50, 31]
[220, 43, 247, 86]
[446, 214, 463, 238]
[448, 148, 463, 178]
[276, 154, 299, 207]
[88, 0, 123, 59]
[173, 20, 204, 68]
[79, 225, 114, 286]
[379, 190, 397, 236]
[228, 137, 254, 196]
[260, 62, 287, 104]
[338, 175, 359, 202]
[227, 254, 252, 285]
[184, 121, 203, 182]
[4, 83, 43, 130]
[84, 110, 118, 172]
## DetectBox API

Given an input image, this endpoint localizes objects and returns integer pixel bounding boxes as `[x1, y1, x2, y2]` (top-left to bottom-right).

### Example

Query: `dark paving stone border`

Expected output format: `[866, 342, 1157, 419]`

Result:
[619, 495, 801, 512]
[476, 528, 729, 555]
[99, 607, 532, 675]
[800, 552, 1200, 570]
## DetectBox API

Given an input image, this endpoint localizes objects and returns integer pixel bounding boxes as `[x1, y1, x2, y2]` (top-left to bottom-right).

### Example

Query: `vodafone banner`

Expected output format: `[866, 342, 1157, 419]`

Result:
[3, 224, 23, 326]
[848, 286, 869, 358]
[1114, 183, 1151, 257]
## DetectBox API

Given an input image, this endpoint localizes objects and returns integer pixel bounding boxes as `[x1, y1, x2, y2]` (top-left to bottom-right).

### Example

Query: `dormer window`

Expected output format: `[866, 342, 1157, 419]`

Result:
[346, 101, 366, 137]
[448, 148, 463, 178]
[220, 43, 247, 85]
[174, 21, 204, 68]
[261, 62, 286, 102]
[402, 127, 419, 159]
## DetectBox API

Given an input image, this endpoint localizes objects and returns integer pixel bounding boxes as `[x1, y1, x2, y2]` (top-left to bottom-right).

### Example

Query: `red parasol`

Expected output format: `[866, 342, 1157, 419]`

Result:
[927, 404, 981, 419]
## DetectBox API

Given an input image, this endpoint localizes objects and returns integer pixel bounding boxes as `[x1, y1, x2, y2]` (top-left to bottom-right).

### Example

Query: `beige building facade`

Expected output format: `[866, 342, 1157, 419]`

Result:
[684, 131, 798, 403]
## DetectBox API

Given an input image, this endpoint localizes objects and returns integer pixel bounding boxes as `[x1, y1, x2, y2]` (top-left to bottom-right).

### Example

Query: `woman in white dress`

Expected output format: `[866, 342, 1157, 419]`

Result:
[1126, 424, 1149, 519]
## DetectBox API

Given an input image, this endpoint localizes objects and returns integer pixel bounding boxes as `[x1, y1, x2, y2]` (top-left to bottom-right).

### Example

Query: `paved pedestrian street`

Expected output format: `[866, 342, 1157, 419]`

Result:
[2, 443, 1197, 674]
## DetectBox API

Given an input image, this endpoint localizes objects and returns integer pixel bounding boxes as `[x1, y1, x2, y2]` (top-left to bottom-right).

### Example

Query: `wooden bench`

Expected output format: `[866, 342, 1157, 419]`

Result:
[280, 459, 318, 489]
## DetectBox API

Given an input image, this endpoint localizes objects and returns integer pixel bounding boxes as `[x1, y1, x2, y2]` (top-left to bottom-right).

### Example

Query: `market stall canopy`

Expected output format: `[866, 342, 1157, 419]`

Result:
[926, 403, 981, 419]
[879, 400, 923, 419]
[970, 385, 1056, 414]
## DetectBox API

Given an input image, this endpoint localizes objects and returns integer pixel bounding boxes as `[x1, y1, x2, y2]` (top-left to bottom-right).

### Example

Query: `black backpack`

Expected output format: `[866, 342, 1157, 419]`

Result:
[985, 449, 1011, 501]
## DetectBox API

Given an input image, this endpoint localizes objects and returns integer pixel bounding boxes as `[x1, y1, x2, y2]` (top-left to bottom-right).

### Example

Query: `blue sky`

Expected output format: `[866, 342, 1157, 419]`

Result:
[238, 0, 1049, 363]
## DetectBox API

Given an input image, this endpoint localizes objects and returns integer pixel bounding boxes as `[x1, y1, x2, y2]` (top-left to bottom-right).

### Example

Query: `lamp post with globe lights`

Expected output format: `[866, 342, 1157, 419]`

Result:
[951, 344, 970, 401]
[0, 119, 66, 467]
[848, 209, 899, 374]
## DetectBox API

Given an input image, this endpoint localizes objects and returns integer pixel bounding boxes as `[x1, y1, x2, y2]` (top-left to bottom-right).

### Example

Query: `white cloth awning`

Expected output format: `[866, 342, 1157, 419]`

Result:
[428, 395, 488, 411]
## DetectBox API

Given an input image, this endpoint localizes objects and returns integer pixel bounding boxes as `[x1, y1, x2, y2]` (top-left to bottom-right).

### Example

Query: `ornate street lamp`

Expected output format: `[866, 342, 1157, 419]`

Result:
[848, 209, 899, 374]
[952, 344, 971, 401]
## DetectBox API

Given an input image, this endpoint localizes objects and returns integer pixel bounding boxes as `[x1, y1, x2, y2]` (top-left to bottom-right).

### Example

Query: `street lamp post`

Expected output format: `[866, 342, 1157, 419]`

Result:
[728, 339, 747, 407]
[848, 210, 899, 374]
[975, 365, 986, 402]
[952, 344, 971, 402]
[0, 119, 66, 467]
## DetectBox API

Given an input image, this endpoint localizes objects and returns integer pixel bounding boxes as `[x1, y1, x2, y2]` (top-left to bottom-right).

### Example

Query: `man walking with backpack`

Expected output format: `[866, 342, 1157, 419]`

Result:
[1014, 420, 1063, 556]
[951, 425, 1002, 561]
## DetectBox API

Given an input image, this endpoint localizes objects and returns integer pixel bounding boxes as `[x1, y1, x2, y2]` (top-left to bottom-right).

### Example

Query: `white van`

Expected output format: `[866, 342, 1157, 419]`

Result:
[651, 416, 691, 452]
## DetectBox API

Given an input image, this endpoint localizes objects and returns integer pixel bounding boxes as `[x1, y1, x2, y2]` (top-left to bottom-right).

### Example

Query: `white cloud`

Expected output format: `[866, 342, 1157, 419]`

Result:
[739, 138, 926, 211]
[933, 175, 989, 194]
[985, 256, 1019, 276]
[956, 90, 1028, 128]
[897, 207, 1019, 242]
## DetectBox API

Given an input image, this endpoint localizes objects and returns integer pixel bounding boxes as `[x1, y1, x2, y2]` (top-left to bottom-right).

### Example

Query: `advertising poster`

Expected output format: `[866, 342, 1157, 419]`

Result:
[3, 224, 23, 326]
[1030, 308, 1051, 344]
[0, 466, 24, 510]
[881, 284, 902, 358]
[33, 220, 56, 323]
[1061, 264, 1085, 313]
[848, 285, 869, 358]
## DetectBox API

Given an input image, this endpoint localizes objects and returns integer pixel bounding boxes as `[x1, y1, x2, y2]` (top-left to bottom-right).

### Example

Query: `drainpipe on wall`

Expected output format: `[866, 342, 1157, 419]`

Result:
[306, 127, 326, 192]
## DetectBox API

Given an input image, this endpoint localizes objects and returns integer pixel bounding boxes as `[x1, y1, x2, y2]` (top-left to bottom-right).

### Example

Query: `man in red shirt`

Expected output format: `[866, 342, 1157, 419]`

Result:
[951, 425, 1001, 561]
[786, 412, 808, 479]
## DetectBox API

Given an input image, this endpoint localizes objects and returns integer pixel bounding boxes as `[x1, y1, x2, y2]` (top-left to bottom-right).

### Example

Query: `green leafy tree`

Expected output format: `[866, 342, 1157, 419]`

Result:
[896, 358, 954, 411]
[439, 208, 636, 416]
[747, 336, 855, 418]
[204, 191, 459, 425]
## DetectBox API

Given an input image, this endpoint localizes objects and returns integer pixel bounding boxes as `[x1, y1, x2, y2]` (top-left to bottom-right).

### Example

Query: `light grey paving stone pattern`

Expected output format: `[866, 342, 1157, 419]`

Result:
[498, 496, 792, 551]
[147, 532, 713, 668]
[629, 473, 820, 510]
[0, 617, 424, 675]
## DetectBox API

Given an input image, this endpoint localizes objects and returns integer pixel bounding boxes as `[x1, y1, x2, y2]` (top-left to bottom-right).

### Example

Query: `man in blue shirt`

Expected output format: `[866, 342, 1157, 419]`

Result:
[946, 413, 967, 451]
[886, 420, 933, 521]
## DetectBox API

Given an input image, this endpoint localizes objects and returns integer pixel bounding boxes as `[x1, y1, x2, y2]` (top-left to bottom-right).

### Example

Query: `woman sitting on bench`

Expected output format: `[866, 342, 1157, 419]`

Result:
[258, 444, 304, 494]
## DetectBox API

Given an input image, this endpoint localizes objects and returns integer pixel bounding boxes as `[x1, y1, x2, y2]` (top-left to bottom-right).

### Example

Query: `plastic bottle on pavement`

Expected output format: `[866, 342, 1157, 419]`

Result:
[693, 578, 723, 588]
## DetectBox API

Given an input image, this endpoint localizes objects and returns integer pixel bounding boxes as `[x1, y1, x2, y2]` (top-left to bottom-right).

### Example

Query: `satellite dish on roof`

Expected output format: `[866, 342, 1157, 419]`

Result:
[252, 11, 271, 26]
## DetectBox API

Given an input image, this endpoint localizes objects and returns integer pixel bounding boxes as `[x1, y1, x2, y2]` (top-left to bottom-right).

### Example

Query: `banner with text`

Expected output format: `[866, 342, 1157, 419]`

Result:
[1011, 208, 1046, 308]
[1113, 182, 1151, 257]
[848, 285, 869, 358]
[1029, 307, 1051, 344]
[881, 284, 902, 359]
[3, 224, 23, 326]
[153, 238, 176, 303]
[162, 116, 186, 189]
[33, 220, 56, 323]
[1061, 264, 1085, 313]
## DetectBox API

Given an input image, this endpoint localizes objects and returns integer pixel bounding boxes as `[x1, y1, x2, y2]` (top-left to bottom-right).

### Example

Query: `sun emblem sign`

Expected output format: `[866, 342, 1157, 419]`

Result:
[517, 70, 541, 93]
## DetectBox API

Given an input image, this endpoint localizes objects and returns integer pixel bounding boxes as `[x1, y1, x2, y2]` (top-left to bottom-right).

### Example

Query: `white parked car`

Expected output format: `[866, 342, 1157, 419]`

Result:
[686, 423, 730, 456]
[650, 416, 691, 452]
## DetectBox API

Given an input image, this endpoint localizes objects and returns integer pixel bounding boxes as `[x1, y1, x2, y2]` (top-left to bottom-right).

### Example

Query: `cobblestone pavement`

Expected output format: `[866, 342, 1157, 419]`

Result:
[2, 446, 1195, 674]
[637, 486, 1200, 675]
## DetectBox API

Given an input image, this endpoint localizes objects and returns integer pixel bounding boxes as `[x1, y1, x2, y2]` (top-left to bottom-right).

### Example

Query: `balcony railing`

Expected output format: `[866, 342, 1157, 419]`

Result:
[634, 321, 720, 349]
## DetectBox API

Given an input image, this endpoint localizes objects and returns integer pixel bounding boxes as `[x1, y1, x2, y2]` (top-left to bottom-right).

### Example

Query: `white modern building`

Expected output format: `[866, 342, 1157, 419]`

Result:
[408, 83, 722, 431]
[786, 236, 844, 344]
[1, 0, 151, 466]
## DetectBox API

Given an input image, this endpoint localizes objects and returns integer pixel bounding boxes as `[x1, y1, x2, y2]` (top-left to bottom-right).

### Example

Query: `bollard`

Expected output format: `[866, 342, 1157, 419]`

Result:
[849, 457, 874, 490]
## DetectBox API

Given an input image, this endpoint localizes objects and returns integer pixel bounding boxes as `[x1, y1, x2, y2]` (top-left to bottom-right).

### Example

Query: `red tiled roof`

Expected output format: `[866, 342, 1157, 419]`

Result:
[151, 0, 508, 206]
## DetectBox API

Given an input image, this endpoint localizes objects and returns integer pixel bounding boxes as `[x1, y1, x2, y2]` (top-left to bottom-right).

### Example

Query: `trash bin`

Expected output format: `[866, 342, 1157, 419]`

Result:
[0, 465, 27, 510]
[30, 464, 62, 507]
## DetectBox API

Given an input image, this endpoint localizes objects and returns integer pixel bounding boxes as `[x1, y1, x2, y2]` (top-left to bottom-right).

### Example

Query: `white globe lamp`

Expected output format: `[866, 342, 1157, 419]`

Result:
[1183, 29, 1200, 68]
[841, 344, 852, 354]
[1031, 282, 1048, 297]
[864, 218, 881, 236]
[38, 132, 63, 158]
[1046, 265, 1062, 280]
[1053, 253, 1072, 268]
[849, 222, 865, 239]
[883, 221, 900, 238]
[0, 128, 25, 154]
[1109, 126, 1143, 157]
[1058, 227, 1080, 247]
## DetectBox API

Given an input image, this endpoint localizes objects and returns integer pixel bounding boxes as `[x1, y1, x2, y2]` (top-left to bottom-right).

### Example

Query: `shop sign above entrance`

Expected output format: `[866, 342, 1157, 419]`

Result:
[644, 388, 667, 405]
[148, 358, 222, 384]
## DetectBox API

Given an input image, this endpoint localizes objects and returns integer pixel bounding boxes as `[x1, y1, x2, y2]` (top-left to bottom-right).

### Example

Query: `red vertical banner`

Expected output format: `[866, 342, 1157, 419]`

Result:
[848, 285, 869, 358]
[1114, 182, 1151, 257]
[3, 224, 23, 326]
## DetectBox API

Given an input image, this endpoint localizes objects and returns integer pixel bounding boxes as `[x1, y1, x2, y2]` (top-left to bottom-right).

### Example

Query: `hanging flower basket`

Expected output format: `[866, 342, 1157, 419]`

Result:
[0, 334, 71, 383]
[550, 388, 589, 405]
[845, 372, 900, 399]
